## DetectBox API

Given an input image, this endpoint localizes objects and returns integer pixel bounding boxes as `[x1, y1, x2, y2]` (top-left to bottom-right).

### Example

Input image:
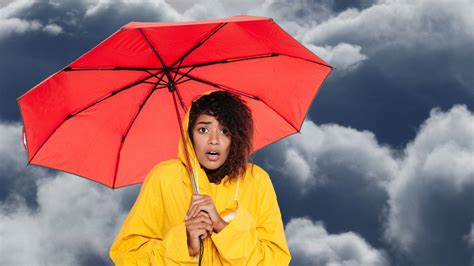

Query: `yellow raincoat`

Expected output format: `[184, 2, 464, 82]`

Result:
[109, 98, 291, 265]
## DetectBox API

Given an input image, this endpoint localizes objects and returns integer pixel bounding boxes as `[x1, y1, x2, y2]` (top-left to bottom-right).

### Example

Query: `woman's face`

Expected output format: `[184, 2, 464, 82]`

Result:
[191, 114, 231, 171]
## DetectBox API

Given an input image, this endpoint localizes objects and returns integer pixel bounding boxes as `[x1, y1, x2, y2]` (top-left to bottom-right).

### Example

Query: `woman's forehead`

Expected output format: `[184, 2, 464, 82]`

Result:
[195, 114, 220, 125]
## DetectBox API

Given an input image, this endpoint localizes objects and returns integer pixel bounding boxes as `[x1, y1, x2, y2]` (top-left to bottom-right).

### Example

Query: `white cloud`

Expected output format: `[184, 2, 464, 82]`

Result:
[270, 104, 474, 263]
[0, 173, 130, 265]
[84, 0, 112, 17]
[275, 120, 398, 192]
[308, 42, 368, 72]
[247, 0, 474, 75]
[0, 122, 134, 265]
[0, 0, 67, 39]
[0, 0, 41, 40]
[81, 0, 182, 21]
[286, 217, 389, 266]
[385, 105, 474, 253]
[0, 17, 42, 40]
[0, 0, 35, 18]
[303, 0, 474, 51]
[42, 23, 63, 35]
[465, 223, 474, 248]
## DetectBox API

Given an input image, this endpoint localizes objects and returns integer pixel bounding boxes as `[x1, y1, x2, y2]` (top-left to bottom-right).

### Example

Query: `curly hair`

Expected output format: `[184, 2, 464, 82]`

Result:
[188, 91, 254, 184]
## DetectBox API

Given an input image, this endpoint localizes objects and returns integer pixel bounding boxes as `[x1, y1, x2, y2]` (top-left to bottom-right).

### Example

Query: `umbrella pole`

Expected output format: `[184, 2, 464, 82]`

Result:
[172, 91, 204, 265]
[171, 91, 199, 194]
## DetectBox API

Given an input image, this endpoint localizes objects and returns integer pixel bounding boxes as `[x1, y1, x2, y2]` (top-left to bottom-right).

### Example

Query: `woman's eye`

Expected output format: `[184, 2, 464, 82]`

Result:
[198, 127, 208, 133]
[220, 128, 229, 135]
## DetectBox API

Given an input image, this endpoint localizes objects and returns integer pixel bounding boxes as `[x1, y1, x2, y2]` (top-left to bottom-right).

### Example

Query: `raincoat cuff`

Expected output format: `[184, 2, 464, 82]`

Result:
[211, 206, 256, 248]
[163, 222, 199, 263]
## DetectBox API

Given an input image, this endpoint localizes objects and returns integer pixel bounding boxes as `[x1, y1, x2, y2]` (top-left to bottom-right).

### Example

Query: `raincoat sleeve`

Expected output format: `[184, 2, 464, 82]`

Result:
[210, 169, 291, 265]
[109, 164, 198, 265]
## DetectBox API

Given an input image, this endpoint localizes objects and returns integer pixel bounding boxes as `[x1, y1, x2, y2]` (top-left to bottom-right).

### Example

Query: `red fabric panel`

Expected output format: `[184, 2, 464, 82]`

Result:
[141, 23, 221, 67]
[18, 70, 149, 162]
[31, 83, 153, 187]
[114, 88, 182, 187]
[70, 28, 159, 69]
[180, 21, 270, 67]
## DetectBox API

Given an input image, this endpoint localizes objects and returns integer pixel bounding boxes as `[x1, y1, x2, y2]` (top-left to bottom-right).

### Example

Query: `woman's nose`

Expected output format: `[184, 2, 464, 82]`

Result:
[208, 131, 219, 145]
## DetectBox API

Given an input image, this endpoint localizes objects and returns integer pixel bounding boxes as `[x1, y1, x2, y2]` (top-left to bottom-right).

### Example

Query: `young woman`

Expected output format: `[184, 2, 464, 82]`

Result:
[109, 91, 291, 265]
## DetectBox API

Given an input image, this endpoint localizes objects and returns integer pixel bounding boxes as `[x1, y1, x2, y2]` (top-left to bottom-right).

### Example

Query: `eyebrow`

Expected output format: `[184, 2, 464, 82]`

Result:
[195, 121, 212, 125]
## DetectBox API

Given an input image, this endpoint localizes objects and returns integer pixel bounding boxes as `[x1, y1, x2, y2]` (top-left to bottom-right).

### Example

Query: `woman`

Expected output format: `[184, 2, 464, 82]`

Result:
[109, 91, 291, 265]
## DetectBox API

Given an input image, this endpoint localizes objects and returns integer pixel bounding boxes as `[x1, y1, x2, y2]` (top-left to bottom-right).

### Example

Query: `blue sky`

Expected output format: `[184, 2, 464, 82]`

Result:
[1, 0, 473, 265]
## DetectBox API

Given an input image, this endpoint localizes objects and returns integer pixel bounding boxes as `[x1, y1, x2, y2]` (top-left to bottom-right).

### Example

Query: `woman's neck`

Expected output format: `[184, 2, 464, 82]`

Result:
[203, 168, 225, 184]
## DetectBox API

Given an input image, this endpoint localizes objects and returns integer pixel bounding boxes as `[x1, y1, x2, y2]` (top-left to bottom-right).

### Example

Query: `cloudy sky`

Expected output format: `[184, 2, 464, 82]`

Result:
[1, 0, 473, 265]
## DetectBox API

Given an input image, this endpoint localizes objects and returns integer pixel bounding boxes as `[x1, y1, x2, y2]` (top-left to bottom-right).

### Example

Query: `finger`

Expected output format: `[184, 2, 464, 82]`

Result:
[191, 228, 207, 239]
[190, 195, 206, 205]
[189, 197, 210, 210]
[187, 196, 212, 216]
[187, 202, 203, 219]
[186, 199, 208, 219]
[196, 222, 213, 235]
[187, 213, 212, 226]
[190, 204, 210, 220]
[192, 194, 209, 200]
[195, 226, 211, 239]
[189, 220, 213, 236]
[200, 231, 208, 240]
[198, 212, 212, 225]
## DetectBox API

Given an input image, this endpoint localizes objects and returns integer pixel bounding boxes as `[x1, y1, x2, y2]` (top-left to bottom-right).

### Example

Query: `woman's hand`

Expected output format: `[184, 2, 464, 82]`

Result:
[186, 194, 228, 233]
[185, 211, 213, 257]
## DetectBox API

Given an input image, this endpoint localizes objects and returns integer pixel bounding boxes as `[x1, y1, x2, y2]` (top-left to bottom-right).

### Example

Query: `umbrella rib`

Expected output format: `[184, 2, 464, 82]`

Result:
[174, 84, 188, 114]
[173, 66, 195, 84]
[170, 53, 331, 70]
[171, 70, 259, 100]
[170, 22, 228, 70]
[172, 53, 279, 70]
[27, 70, 163, 167]
[172, 71, 299, 131]
[64, 67, 165, 71]
[171, 56, 184, 83]
[176, 77, 191, 85]
[279, 53, 332, 68]
[138, 28, 176, 89]
[67, 71, 163, 119]
[112, 73, 165, 188]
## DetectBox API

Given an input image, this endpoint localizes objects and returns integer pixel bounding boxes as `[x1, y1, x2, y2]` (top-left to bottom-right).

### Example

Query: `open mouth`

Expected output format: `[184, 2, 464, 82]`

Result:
[206, 151, 220, 161]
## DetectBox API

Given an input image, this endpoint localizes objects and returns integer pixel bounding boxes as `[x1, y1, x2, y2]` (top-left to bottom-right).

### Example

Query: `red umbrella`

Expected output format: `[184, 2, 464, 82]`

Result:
[17, 15, 332, 189]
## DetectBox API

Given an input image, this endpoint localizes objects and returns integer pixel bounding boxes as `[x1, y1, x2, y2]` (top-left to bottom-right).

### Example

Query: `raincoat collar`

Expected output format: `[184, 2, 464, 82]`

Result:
[177, 90, 236, 194]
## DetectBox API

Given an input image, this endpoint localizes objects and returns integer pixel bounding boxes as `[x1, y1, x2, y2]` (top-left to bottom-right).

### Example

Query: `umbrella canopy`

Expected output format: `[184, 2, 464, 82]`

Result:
[17, 15, 332, 189]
